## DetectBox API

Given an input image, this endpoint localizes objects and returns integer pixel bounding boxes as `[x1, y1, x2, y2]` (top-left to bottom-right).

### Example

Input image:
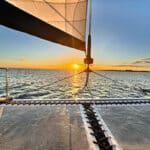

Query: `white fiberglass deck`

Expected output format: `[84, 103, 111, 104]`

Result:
[0, 98, 150, 150]
[0, 105, 92, 150]
[96, 105, 150, 150]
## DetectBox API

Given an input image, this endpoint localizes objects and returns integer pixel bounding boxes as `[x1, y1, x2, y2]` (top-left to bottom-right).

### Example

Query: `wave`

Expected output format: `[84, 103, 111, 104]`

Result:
[15, 91, 50, 99]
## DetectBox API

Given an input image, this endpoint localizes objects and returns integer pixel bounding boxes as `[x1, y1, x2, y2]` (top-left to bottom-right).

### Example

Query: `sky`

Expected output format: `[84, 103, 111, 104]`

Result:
[0, 0, 150, 71]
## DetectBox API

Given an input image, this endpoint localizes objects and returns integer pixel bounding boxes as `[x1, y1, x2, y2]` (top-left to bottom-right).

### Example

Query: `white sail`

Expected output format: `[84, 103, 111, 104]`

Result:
[6, 0, 87, 45]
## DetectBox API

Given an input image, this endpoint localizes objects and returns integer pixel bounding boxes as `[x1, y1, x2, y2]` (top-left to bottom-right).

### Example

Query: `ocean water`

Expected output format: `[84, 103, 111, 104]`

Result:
[0, 69, 150, 99]
[0, 69, 150, 150]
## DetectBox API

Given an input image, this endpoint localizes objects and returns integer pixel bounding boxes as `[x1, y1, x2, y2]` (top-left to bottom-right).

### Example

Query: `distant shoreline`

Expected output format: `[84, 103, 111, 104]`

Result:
[98, 70, 150, 72]
[0, 67, 149, 72]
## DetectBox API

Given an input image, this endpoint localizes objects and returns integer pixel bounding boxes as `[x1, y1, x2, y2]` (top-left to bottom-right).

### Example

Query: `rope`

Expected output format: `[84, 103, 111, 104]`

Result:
[36, 70, 85, 90]
[72, 84, 87, 97]
[91, 70, 144, 95]
[84, 68, 90, 87]
[92, 71, 116, 83]
[1, 68, 147, 99]
[48, 70, 84, 86]
[72, 70, 95, 98]
[86, 86, 95, 98]
[72, 85, 95, 99]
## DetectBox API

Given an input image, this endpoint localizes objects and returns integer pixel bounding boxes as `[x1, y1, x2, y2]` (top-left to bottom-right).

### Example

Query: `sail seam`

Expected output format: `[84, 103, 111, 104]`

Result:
[47, 19, 85, 22]
[9, 0, 86, 5]
[43, 0, 85, 39]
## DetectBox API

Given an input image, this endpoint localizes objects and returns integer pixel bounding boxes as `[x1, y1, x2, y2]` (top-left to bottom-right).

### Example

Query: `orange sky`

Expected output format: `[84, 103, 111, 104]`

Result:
[0, 50, 149, 71]
[1, 1, 150, 72]
[0, 58, 149, 71]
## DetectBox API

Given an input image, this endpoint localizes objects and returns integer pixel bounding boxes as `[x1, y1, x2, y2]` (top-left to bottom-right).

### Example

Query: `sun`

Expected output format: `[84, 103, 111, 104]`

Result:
[73, 64, 80, 70]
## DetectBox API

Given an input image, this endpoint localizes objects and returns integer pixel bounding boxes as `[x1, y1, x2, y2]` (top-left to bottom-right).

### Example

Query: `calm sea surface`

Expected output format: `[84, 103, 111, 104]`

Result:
[0, 69, 150, 150]
[0, 69, 150, 99]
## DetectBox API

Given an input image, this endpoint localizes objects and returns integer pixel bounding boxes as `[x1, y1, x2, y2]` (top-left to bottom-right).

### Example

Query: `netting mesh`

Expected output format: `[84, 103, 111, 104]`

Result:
[6, 0, 87, 41]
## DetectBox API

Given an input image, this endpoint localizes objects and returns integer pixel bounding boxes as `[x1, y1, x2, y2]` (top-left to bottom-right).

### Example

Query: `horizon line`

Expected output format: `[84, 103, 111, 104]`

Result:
[0, 66, 149, 72]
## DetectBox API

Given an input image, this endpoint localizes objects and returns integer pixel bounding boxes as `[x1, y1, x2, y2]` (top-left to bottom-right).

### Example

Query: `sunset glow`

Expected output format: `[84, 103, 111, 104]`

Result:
[0, 0, 150, 72]
[72, 64, 80, 70]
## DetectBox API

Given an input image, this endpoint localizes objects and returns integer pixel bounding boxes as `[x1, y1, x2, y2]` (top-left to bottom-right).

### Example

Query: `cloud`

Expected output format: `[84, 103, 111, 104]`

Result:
[15, 58, 30, 62]
[113, 64, 143, 68]
[110, 57, 150, 71]
[119, 57, 150, 68]
[131, 57, 150, 65]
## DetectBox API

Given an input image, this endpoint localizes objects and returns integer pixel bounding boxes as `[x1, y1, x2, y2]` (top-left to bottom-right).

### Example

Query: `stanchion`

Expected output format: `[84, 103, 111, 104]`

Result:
[0, 68, 13, 103]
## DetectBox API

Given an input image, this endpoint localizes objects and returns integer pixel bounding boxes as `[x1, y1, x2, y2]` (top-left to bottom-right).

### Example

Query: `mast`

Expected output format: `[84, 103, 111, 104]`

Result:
[84, 0, 93, 70]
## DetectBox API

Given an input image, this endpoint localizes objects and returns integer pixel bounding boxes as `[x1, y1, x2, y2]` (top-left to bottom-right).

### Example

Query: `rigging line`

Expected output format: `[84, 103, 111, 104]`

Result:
[55, 71, 83, 82]
[73, 85, 94, 98]
[47, 19, 86, 22]
[86, 86, 95, 98]
[72, 72, 89, 96]
[92, 71, 116, 83]
[36, 70, 85, 90]
[84, 69, 90, 87]
[43, 0, 85, 39]
[92, 70, 130, 89]
[72, 71, 94, 98]
[48, 70, 85, 86]
[84, 72, 96, 98]
[84, 72, 96, 99]
[92, 71, 144, 95]
[72, 85, 87, 96]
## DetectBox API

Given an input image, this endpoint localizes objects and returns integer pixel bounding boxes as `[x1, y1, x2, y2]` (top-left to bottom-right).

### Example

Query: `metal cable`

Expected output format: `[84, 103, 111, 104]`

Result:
[92, 71, 116, 83]
[91, 70, 144, 95]
[36, 70, 85, 90]
[86, 86, 95, 98]
[72, 70, 95, 98]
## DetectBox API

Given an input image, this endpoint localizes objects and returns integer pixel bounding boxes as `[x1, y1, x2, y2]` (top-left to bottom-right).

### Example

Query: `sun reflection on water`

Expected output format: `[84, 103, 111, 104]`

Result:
[69, 71, 84, 100]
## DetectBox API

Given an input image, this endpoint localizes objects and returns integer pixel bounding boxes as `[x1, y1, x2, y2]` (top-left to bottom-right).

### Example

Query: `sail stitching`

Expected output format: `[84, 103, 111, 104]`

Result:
[43, 0, 85, 39]
[47, 19, 85, 22]
[9, 0, 86, 5]
[65, 0, 66, 31]
[73, 0, 81, 38]
[5, 0, 86, 50]
[7, 0, 87, 42]
[31, 0, 86, 22]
